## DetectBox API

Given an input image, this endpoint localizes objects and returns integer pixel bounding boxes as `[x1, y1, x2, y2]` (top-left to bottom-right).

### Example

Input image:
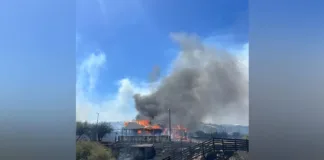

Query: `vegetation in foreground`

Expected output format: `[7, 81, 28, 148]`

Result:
[76, 122, 116, 160]
[76, 141, 116, 160]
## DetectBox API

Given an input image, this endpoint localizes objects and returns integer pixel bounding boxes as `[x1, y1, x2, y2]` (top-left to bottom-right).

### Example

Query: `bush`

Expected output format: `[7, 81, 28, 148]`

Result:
[76, 121, 114, 141]
[76, 141, 116, 160]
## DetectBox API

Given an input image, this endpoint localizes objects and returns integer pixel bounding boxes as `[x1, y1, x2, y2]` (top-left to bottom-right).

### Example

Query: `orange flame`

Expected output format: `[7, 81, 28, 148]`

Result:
[136, 120, 150, 126]
[124, 120, 189, 140]
[124, 119, 162, 130]
[162, 125, 188, 141]
[151, 124, 161, 129]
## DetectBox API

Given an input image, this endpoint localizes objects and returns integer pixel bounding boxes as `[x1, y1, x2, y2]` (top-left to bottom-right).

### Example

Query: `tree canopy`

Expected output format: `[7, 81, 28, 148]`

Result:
[76, 121, 113, 141]
[97, 122, 113, 141]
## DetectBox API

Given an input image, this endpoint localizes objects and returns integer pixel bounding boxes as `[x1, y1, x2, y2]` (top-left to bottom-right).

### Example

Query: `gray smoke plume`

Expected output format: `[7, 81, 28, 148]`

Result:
[134, 33, 248, 130]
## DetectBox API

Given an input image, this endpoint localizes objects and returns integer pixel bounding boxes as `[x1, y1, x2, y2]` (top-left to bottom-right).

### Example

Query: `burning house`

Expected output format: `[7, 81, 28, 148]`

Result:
[121, 119, 189, 142]
[122, 120, 164, 136]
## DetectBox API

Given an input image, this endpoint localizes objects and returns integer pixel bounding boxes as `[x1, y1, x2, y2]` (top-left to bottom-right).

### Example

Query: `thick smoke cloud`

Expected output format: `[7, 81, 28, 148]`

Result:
[134, 33, 248, 130]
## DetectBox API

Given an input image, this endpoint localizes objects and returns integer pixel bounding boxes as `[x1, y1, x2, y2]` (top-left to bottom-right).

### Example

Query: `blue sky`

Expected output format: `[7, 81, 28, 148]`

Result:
[76, 0, 249, 123]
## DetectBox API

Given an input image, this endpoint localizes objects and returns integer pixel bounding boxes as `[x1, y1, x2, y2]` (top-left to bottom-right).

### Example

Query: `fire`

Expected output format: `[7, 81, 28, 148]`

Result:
[124, 119, 162, 130]
[144, 124, 161, 130]
[176, 125, 188, 132]
[136, 120, 150, 126]
[151, 124, 161, 129]
[123, 119, 188, 140]
[162, 124, 188, 141]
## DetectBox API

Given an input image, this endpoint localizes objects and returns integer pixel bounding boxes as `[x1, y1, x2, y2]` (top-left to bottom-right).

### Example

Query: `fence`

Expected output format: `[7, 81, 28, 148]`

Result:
[118, 135, 171, 144]
[163, 138, 249, 160]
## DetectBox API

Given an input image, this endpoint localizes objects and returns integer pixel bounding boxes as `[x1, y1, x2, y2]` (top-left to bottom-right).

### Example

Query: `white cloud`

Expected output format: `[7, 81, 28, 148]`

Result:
[98, 79, 151, 122]
[76, 51, 106, 122]
[76, 39, 249, 124]
[76, 51, 151, 122]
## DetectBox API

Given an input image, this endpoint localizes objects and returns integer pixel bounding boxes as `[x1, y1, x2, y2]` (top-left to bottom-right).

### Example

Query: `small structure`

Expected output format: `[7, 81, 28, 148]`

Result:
[130, 144, 156, 160]
[117, 143, 157, 160]
[76, 134, 91, 141]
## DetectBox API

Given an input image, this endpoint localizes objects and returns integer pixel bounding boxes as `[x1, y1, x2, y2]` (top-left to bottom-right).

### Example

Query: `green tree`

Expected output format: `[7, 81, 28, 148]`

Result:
[77, 121, 113, 141]
[76, 121, 92, 140]
[95, 122, 113, 141]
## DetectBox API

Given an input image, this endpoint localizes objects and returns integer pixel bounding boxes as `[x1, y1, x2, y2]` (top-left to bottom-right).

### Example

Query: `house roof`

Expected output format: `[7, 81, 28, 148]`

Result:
[124, 122, 145, 129]
[76, 134, 90, 141]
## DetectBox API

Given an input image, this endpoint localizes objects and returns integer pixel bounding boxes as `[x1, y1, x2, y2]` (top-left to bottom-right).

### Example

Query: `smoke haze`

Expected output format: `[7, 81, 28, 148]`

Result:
[134, 33, 248, 130]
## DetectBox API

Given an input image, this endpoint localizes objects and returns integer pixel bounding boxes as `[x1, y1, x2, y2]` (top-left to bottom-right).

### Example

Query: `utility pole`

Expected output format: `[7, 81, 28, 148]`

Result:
[168, 108, 172, 142]
[96, 112, 99, 141]
[180, 129, 183, 151]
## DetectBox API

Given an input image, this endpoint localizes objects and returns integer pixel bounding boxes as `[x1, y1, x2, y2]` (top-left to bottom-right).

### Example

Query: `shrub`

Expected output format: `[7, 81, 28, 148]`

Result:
[76, 141, 116, 160]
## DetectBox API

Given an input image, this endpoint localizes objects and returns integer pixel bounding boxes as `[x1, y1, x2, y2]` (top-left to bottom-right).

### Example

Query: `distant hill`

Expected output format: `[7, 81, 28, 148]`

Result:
[199, 123, 249, 135]
[107, 121, 248, 135]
